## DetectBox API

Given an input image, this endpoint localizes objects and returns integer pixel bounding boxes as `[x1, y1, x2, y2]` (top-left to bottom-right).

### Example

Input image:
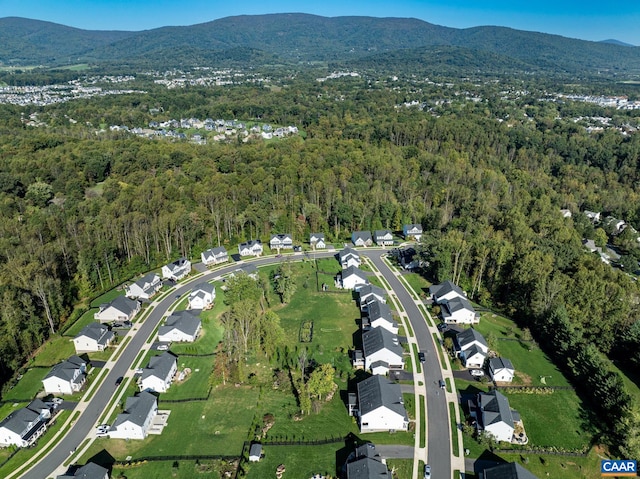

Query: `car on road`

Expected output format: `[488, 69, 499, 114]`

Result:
[418, 352, 426, 362]
[424, 464, 431, 479]
[470, 369, 484, 377]
[438, 379, 445, 389]
[115, 376, 123, 386]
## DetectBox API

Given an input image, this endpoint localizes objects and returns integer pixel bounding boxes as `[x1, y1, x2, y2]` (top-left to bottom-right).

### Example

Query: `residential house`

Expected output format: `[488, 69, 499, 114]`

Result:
[188, 282, 215, 310]
[0, 400, 51, 448]
[162, 257, 191, 281]
[338, 247, 361, 269]
[356, 284, 387, 312]
[345, 443, 391, 479]
[455, 329, 489, 369]
[269, 233, 293, 250]
[604, 216, 626, 235]
[310, 233, 326, 249]
[238, 239, 263, 257]
[57, 462, 110, 479]
[440, 296, 480, 324]
[362, 327, 404, 375]
[139, 352, 178, 393]
[249, 443, 262, 462]
[374, 230, 394, 247]
[73, 323, 114, 353]
[429, 280, 466, 304]
[341, 266, 369, 290]
[480, 462, 539, 479]
[228, 264, 259, 280]
[402, 224, 423, 241]
[94, 296, 140, 323]
[42, 355, 87, 395]
[471, 390, 519, 443]
[560, 209, 572, 218]
[352, 231, 373, 247]
[201, 246, 229, 266]
[158, 311, 202, 343]
[363, 300, 398, 335]
[356, 375, 409, 433]
[108, 391, 158, 440]
[489, 357, 515, 383]
[584, 210, 601, 223]
[125, 272, 162, 300]
[397, 247, 419, 270]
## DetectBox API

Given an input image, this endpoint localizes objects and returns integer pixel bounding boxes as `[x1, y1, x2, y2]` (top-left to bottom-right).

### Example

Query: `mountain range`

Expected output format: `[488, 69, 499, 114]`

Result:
[1, 14, 640, 75]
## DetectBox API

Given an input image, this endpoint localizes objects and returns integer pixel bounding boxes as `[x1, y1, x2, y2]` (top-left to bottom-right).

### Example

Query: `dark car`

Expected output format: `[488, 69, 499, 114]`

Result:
[115, 376, 124, 386]
[437, 323, 448, 331]
[418, 352, 426, 362]
[438, 379, 446, 389]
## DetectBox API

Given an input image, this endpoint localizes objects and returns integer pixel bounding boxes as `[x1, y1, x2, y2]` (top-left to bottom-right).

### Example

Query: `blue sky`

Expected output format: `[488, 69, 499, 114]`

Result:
[1, 0, 639, 45]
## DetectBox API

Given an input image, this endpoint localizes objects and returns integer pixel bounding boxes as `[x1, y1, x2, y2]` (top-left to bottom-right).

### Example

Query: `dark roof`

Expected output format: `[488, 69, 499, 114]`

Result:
[357, 284, 386, 302]
[489, 357, 515, 372]
[362, 327, 402, 358]
[479, 390, 514, 429]
[101, 295, 139, 316]
[0, 406, 40, 435]
[429, 280, 465, 300]
[339, 247, 360, 260]
[441, 296, 475, 315]
[481, 462, 539, 479]
[136, 272, 160, 286]
[455, 328, 488, 351]
[57, 462, 109, 479]
[367, 300, 394, 325]
[113, 391, 157, 428]
[76, 322, 113, 345]
[352, 230, 373, 242]
[142, 351, 177, 383]
[346, 443, 391, 479]
[249, 443, 262, 457]
[191, 282, 215, 296]
[44, 355, 85, 381]
[166, 257, 190, 271]
[159, 311, 201, 337]
[357, 375, 408, 420]
[374, 229, 392, 237]
[27, 399, 50, 414]
[343, 265, 368, 281]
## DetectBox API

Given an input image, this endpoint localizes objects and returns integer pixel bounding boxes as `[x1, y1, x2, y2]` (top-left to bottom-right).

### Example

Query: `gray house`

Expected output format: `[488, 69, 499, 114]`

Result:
[109, 391, 158, 440]
[42, 355, 87, 395]
[352, 231, 373, 247]
[125, 272, 162, 300]
[201, 246, 229, 266]
[362, 327, 403, 375]
[94, 296, 140, 323]
[356, 375, 409, 433]
[345, 443, 391, 479]
[73, 322, 114, 353]
[57, 462, 110, 479]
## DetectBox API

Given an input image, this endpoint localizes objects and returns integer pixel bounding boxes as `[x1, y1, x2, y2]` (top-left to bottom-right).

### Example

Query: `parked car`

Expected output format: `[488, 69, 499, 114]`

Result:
[470, 369, 484, 377]
[157, 344, 170, 351]
[418, 352, 426, 362]
[437, 323, 448, 331]
[424, 464, 431, 479]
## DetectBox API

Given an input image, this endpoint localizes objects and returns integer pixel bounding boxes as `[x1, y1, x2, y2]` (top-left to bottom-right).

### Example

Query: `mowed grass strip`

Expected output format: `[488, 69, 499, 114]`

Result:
[161, 356, 213, 400]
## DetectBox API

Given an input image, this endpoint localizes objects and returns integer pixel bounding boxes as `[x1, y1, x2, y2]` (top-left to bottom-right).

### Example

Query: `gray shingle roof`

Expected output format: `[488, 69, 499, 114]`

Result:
[346, 456, 390, 479]
[442, 296, 475, 315]
[357, 284, 386, 302]
[479, 390, 514, 429]
[56, 462, 109, 479]
[456, 328, 488, 351]
[367, 300, 395, 327]
[362, 327, 402, 358]
[481, 462, 539, 479]
[75, 323, 114, 345]
[489, 357, 515, 372]
[112, 391, 157, 428]
[158, 311, 200, 337]
[429, 280, 465, 300]
[141, 351, 177, 383]
[339, 247, 360, 261]
[357, 375, 408, 420]
[343, 265, 367, 281]
[191, 282, 215, 296]
[0, 407, 40, 435]
[44, 355, 86, 381]
[101, 296, 139, 316]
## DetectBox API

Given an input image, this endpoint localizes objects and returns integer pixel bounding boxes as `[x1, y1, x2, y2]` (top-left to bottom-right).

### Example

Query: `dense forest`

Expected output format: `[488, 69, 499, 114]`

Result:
[1, 71, 640, 457]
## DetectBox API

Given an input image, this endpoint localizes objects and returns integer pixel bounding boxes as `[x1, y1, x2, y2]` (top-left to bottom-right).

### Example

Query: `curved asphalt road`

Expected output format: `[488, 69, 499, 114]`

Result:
[23, 250, 450, 479]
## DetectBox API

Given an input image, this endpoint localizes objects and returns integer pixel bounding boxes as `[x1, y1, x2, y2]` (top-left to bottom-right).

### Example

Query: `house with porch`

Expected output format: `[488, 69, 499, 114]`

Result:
[108, 391, 158, 440]
[201, 246, 228, 266]
[402, 224, 423, 241]
[162, 257, 191, 281]
[139, 352, 178, 393]
[238, 239, 263, 257]
[94, 296, 140, 323]
[429, 280, 467, 304]
[489, 357, 515, 383]
[125, 272, 162, 300]
[310, 233, 326, 249]
[362, 327, 404, 375]
[352, 231, 373, 247]
[355, 375, 409, 433]
[0, 400, 51, 448]
[440, 296, 480, 324]
[188, 282, 215, 310]
[374, 230, 394, 246]
[363, 300, 398, 334]
[269, 233, 293, 250]
[470, 390, 520, 443]
[338, 247, 361, 269]
[73, 323, 114, 353]
[158, 311, 201, 343]
[455, 329, 489, 369]
[340, 266, 369, 290]
[356, 284, 387, 312]
[42, 355, 87, 395]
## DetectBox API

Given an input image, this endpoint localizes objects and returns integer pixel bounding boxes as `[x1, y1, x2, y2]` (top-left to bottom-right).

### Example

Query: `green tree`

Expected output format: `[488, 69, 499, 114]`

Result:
[306, 363, 336, 401]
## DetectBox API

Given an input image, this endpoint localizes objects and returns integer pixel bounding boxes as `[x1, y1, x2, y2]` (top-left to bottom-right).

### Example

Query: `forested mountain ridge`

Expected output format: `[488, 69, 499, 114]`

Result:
[1, 14, 640, 75]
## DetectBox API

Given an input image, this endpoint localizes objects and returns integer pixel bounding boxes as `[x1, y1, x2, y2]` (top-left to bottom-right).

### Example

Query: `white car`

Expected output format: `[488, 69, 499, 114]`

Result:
[424, 464, 431, 479]
[157, 344, 170, 351]
[470, 369, 485, 377]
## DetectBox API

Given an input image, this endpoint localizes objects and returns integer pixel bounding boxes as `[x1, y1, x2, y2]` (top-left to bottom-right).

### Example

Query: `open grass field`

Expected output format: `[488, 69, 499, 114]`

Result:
[90, 288, 126, 308]
[244, 442, 343, 479]
[110, 459, 235, 479]
[161, 356, 213, 400]
[399, 271, 432, 299]
[29, 335, 75, 366]
[63, 308, 98, 337]
[489, 448, 604, 479]
[1, 367, 49, 401]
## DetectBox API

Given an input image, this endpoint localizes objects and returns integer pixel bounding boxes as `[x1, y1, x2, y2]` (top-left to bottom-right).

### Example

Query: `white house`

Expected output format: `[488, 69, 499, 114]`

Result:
[228, 264, 259, 280]
[57, 462, 110, 479]
[374, 230, 394, 246]
[238, 240, 263, 257]
[108, 391, 158, 440]
[455, 329, 489, 369]
[472, 390, 518, 443]
[0, 400, 50, 448]
[356, 375, 409, 433]
[584, 210, 601, 223]
[310, 233, 326, 249]
[73, 323, 114, 353]
[341, 266, 369, 290]
[42, 356, 86, 395]
[201, 246, 229, 266]
[429, 280, 467, 304]
[338, 247, 361, 269]
[352, 231, 373, 247]
[345, 443, 391, 479]
[362, 327, 404, 375]
[269, 233, 293, 250]
[158, 311, 202, 343]
[402, 224, 423, 241]
[139, 352, 178, 393]
[94, 296, 140, 323]
[188, 282, 215, 310]
[356, 284, 387, 312]
[364, 300, 398, 335]
[162, 257, 191, 281]
[489, 357, 515, 383]
[125, 272, 162, 300]
[440, 296, 480, 324]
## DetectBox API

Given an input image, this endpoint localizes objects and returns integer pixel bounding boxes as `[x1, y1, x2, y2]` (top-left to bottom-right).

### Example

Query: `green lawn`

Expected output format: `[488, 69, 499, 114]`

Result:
[386, 459, 414, 479]
[161, 356, 213, 400]
[90, 288, 126, 308]
[482, 449, 604, 479]
[111, 459, 236, 479]
[2, 368, 49, 401]
[63, 308, 99, 337]
[505, 389, 589, 450]
[400, 272, 432, 299]
[29, 335, 75, 366]
[244, 443, 341, 479]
